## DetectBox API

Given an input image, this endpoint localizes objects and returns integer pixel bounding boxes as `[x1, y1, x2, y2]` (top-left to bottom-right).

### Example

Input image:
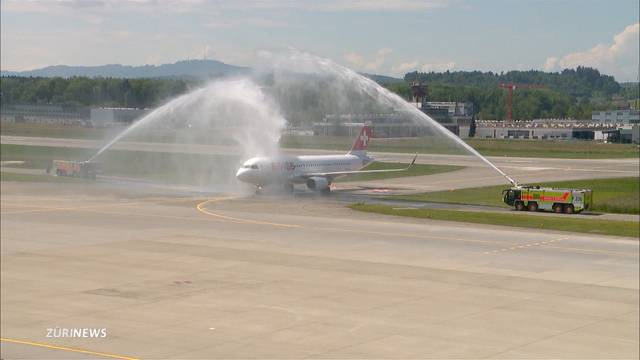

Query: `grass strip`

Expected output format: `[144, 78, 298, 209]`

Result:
[388, 177, 640, 215]
[1, 172, 83, 183]
[281, 135, 639, 159]
[338, 162, 462, 182]
[349, 203, 639, 238]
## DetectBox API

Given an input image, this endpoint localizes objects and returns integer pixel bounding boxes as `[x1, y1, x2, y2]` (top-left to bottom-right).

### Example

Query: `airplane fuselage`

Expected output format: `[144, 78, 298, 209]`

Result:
[235, 125, 413, 193]
[236, 154, 372, 187]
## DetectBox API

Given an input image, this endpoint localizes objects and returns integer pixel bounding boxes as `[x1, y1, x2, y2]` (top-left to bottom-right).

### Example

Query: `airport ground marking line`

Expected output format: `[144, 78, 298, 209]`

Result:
[196, 198, 301, 228]
[81, 208, 234, 224]
[544, 245, 639, 257]
[484, 236, 570, 255]
[314, 225, 503, 246]
[0, 200, 152, 215]
[1, 197, 206, 215]
[0, 337, 140, 360]
[9, 195, 627, 256]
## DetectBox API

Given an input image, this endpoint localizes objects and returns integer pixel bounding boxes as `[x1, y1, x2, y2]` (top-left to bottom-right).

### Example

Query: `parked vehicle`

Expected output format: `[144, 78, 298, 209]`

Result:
[51, 160, 99, 179]
[502, 185, 592, 214]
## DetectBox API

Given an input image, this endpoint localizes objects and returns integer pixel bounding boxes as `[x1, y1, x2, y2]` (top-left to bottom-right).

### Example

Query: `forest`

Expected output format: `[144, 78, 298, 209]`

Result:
[1, 66, 638, 121]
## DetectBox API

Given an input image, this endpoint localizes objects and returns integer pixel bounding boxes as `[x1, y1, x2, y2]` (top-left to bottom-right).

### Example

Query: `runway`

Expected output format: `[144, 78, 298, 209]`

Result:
[1, 180, 638, 359]
[3, 134, 639, 193]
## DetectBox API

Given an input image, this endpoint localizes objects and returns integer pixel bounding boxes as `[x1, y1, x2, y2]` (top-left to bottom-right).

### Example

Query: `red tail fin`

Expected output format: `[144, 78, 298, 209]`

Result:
[350, 125, 373, 153]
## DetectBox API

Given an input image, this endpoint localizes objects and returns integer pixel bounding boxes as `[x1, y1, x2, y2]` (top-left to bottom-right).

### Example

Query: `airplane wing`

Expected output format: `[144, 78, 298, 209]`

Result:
[306, 154, 417, 178]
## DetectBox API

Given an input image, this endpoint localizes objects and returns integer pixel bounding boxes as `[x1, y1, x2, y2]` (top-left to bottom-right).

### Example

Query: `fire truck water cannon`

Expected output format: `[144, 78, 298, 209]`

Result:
[49, 160, 100, 180]
[502, 185, 593, 214]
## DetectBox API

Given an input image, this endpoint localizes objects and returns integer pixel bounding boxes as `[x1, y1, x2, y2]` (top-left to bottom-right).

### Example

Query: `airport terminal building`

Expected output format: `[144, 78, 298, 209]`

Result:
[1, 104, 148, 127]
[476, 119, 639, 143]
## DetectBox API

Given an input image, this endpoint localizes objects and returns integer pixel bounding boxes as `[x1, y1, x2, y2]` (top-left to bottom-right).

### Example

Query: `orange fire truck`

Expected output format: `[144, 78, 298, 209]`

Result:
[51, 160, 99, 179]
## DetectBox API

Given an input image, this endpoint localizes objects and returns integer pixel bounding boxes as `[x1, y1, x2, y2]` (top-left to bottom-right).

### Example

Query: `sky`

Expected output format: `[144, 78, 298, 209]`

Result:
[1, 0, 638, 81]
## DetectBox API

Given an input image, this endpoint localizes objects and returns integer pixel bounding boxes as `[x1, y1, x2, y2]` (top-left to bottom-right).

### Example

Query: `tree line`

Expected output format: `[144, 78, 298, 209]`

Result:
[0, 77, 190, 108]
[1, 66, 638, 121]
[396, 67, 638, 120]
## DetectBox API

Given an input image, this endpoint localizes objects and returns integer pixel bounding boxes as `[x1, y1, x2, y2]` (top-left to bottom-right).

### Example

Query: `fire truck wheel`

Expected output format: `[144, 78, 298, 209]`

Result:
[527, 202, 539, 212]
[515, 201, 525, 211]
[553, 204, 563, 213]
[564, 204, 574, 214]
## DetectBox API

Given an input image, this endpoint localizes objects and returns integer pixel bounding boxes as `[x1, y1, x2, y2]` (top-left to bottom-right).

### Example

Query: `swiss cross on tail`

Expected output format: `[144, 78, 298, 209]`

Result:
[349, 125, 374, 155]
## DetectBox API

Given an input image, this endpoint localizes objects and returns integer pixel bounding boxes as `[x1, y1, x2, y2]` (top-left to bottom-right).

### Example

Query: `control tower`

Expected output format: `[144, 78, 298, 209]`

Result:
[410, 81, 427, 107]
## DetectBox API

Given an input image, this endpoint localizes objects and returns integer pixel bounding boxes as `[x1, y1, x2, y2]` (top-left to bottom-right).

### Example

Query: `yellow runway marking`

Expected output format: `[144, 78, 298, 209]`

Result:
[196, 200, 636, 257]
[485, 237, 569, 255]
[0, 202, 145, 215]
[0, 337, 139, 360]
[544, 245, 639, 257]
[1, 197, 200, 216]
[316, 225, 504, 246]
[196, 198, 301, 228]
[4, 193, 630, 257]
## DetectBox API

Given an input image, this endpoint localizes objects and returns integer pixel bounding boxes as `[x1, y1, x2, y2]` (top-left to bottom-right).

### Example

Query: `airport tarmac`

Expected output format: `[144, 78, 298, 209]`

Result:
[1, 180, 638, 359]
[2, 134, 639, 193]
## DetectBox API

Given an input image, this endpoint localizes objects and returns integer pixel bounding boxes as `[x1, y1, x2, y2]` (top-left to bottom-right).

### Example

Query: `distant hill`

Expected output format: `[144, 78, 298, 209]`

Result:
[361, 73, 403, 85]
[404, 67, 622, 99]
[0, 59, 249, 79]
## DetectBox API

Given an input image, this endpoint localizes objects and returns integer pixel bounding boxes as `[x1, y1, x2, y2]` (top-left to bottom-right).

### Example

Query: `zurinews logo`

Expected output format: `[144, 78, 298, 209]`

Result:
[46, 327, 107, 338]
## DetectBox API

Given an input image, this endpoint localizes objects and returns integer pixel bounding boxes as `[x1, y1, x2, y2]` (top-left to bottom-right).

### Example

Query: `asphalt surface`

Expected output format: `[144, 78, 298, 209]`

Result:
[2, 135, 639, 358]
[1, 180, 638, 359]
[2, 134, 639, 193]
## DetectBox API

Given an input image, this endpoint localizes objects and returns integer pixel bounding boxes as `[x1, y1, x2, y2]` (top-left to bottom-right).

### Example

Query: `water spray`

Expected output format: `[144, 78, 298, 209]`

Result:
[87, 78, 286, 191]
[262, 49, 520, 186]
[89, 49, 520, 189]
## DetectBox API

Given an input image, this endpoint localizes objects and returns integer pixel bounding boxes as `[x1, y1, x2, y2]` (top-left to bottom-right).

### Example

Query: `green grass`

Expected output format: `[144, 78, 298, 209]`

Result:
[281, 135, 639, 159]
[1, 122, 113, 139]
[337, 162, 463, 182]
[387, 177, 640, 215]
[0, 143, 241, 186]
[350, 203, 639, 238]
[465, 138, 639, 159]
[0, 171, 82, 183]
[1, 144, 92, 169]
[0, 122, 244, 145]
[3, 123, 637, 159]
[1, 144, 462, 186]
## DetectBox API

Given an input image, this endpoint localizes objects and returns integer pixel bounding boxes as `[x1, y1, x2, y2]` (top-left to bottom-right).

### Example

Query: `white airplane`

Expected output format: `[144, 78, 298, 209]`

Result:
[235, 125, 417, 194]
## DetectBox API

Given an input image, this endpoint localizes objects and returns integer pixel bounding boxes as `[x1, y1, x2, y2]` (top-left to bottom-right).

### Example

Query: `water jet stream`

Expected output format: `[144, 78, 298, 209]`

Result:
[90, 51, 518, 188]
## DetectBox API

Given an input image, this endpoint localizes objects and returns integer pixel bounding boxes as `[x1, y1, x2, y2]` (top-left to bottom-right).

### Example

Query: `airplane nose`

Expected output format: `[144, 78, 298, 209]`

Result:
[236, 168, 250, 183]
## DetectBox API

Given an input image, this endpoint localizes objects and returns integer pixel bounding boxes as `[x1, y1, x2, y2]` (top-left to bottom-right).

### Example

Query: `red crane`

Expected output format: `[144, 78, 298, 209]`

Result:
[498, 83, 545, 121]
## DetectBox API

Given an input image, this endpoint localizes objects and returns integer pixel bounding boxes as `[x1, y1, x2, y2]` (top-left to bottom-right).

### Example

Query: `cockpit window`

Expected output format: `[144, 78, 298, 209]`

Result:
[243, 164, 259, 169]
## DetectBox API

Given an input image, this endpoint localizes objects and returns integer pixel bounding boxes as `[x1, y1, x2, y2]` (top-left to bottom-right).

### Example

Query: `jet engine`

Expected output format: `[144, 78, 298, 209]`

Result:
[306, 177, 330, 191]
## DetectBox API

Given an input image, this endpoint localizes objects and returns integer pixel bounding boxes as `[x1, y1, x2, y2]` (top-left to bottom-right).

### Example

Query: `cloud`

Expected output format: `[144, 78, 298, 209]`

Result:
[344, 48, 393, 72]
[420, 61, 455, 72]
[344, 52, 364, 66]
[1, 0, 206, 14]
[391, 61, 419, 74]
[543, 22, 639, 81]
[204, 17, 287, 29]
[543, 57, 558, 71]
[314, 0, 450, 11]
[1, 0, 451, 13]
[389, 60, 455, 76]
